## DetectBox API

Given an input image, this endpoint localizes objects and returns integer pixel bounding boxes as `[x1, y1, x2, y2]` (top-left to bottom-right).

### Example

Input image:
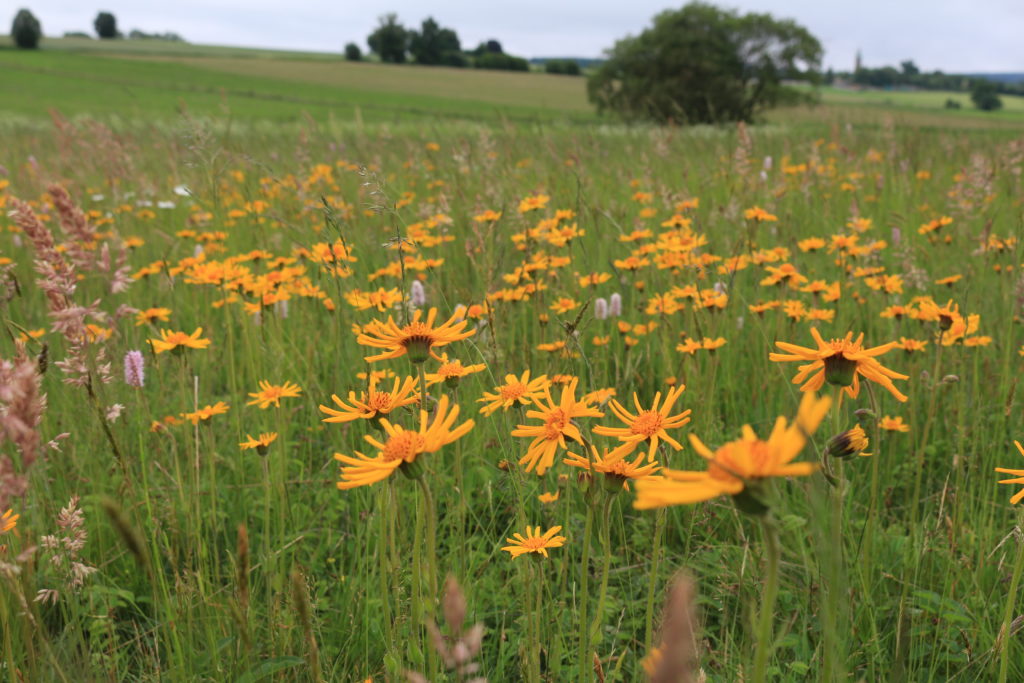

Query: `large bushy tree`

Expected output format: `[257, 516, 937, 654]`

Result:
[367, 13, 408, 64]
[11, 8, 42, 49]
[409, 17, 462, 66]
[94, 11, 117, 39]
[971, 80, 1003, 111]
[587, 2, 822, 124]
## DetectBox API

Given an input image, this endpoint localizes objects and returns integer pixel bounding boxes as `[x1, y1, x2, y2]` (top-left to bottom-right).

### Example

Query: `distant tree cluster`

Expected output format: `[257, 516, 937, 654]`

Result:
[128, 29, 185, 42]
[831, 59, 1012, 112]
[362, 14, 530, 71]
[94, 11, 118, 39]
[544, 59, 581, 76]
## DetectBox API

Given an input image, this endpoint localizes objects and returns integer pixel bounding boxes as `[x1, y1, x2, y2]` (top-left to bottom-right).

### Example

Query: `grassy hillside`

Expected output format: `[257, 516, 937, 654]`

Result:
[2, 38, 1024, 129]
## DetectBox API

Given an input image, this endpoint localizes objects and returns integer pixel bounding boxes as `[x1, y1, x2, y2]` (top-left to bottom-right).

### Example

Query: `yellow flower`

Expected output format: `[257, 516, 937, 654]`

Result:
[246, 380, 302, 409]
[0, 508, 19, 534]
[148, 328, 211, 354]
[593, 386, 691, 461]
[879, 416, 910, 432]
[321, 376, 420, 423]
[995, 441, 1024, 504]
[769, 328, 908, 402]
[511, 378, 604, 475]
[477, 371, 551, 416]
[826, 425, 871, 458]
[357, 307, 475, 364]
[563, 442, 660, 490]
[334, 395, 474, 489]
[239, 432, 278, 455]
[501, 525, 566, 558]
[135, 307, 172, 326]
[634, 392, 831, 514]
[538, 491, 560, 504]
[181, 401, 230, 424]
[425, 355, 486, 387]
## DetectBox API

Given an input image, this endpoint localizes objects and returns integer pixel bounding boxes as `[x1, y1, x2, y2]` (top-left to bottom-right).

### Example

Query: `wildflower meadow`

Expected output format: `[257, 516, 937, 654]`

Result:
[1, 104, 1023, 682]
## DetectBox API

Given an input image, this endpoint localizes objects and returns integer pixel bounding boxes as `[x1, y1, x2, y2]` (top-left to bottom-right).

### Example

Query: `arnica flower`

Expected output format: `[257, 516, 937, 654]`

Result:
[425, 355, 486, 388]
[135, 307, 172, 326]
[246, 380, 302, 409]
[511, 378, 604, 476]
[564, 442, 660, 492]
[148, 328, 211, 354]
[634, 392, 831, 516]
[334, 395, 474, 489]
[477, 371, 550, 416]
[1, 508, 18, 534]
[501, 525, 566, 559]
[239, 432, 278, 456]
[320, 376, 419, 424]
[181, 401, 230, 425]
[123, 350, 145, 387]
[592, 386, 691, 461]
[826, 425, 871, 458]
[357, 307, 476, 364]
[769, 328, 909, 402]
[995, 441, 1024, 504]
[880, 415, 910, 432]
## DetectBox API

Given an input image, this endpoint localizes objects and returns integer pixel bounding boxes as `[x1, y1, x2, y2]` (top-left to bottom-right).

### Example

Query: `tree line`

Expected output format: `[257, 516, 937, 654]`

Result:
[348, 13, 579, 75]
[10, 8, 183, 47]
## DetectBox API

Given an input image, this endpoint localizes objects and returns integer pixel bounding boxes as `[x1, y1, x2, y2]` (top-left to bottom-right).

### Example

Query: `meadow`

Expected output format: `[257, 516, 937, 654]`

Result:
[0, 40, 1023, 682]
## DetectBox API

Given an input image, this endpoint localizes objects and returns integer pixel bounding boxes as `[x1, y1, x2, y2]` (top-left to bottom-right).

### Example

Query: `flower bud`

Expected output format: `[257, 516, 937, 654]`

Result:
[826, 425, 870, 459]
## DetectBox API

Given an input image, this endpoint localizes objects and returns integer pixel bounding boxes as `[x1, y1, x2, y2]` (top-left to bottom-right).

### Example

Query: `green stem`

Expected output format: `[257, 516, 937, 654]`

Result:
[644, 508, 667, 651]
[998, 517, 1024, 683]
[589, 495, 614, 642]
[577, 500, 595, 680]
[752, 516, 781, 683]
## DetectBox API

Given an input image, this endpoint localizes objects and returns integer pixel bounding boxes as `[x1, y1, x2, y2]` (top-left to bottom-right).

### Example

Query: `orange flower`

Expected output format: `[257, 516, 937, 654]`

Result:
[246, 380, 302, 409]
[357, 308, 475, 364]
[320, 376, 420, 423]
[501, 525, 566, 558]
[769, 328, 908, 402]
[995, 441, 1024, 504]
[511, 378, 604, 475]
[593, 386, 691, 461]
[148, 328, 211, 354]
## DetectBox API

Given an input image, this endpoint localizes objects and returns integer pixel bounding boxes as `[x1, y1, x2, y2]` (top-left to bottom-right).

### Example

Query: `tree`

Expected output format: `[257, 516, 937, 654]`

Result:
[587, 2, 822, 124]
[367, 13, 408, 64]
[971, 80, 1003, 111]
[545, 59, 581, 76]
[11, 8, 42, 49]
[409, 17, 462, 66]
[345, 42, 362, 61]
[94, 11, 117, 39]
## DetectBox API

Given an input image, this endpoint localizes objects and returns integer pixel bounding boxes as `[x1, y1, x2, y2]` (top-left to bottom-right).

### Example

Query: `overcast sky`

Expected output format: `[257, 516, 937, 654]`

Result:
[16, 0, 1024, 72]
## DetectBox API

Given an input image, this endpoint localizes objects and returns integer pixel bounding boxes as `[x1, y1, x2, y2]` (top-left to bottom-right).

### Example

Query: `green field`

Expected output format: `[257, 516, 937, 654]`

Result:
[1, 35, 1023, 683]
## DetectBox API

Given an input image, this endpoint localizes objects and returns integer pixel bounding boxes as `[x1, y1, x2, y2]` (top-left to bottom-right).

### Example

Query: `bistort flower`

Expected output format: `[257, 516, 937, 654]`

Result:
[334, 395, 474, 489]
[501, 525, 566, 558]
[357, 307, 476, 364]
[769, 328, 909, 402]
[634, 392, 831, 514]
[593, 385, 691, 461]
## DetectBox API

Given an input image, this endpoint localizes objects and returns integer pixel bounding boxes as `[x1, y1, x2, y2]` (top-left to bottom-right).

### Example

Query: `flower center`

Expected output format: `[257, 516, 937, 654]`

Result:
[368, 392, 392, 412]
[630, 411, 664, 438]
[499, 382, 527, 402]
[382, 431, 426, 462]
[542, 410, 569, 441]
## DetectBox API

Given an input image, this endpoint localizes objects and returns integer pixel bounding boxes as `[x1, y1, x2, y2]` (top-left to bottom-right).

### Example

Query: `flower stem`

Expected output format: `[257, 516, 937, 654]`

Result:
[589, 495, 614, 642]
[752, 516, 781, 683]
[998, 516, 1024, 683]
[644, 507, 667, 651]
[577, 499, 595, 679]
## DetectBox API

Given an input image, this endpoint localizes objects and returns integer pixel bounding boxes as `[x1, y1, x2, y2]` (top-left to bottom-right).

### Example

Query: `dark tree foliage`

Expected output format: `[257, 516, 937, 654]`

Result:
[11, 8, 42, 49]
[473, 52, 529, 72]
[971, 80, 1003, 111]
[409, 17, 462, 66]
[545, 59, 581, 76]
[587, 2, 822, 124]
[344, 42, 362, 61]
[94, 11, 117, 39]
[367, 13, 408, 64]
